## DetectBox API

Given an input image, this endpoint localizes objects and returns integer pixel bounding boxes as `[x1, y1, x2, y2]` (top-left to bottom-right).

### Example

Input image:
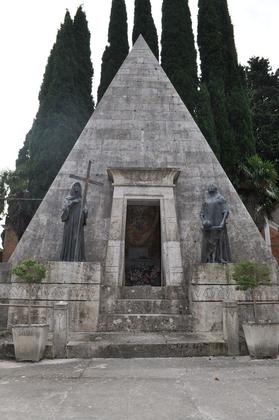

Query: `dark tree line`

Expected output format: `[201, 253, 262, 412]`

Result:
[3, 7, 93, 240]
[245, 57, 279, 173]
[197, 0, 255, 183]
[98, 0, 129, 103]
[161, 0, 198, 117]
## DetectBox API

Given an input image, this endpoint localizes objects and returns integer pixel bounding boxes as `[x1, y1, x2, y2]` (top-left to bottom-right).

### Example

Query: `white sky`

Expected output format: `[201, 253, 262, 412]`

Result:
[0, 0, 278, 173]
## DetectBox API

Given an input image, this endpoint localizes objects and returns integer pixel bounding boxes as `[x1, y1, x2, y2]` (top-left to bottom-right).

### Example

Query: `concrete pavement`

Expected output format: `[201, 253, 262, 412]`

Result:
[0, 357, 278, 420]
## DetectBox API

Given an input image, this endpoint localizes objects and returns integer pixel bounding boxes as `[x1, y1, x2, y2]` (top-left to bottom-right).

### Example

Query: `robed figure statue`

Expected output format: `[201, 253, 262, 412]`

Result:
[60, 182, 88, 261]
[200, 184, 231, 263]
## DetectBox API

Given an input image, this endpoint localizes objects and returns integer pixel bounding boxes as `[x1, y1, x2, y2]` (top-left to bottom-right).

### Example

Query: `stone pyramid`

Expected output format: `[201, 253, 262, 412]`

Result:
[11, 36, 275, 273]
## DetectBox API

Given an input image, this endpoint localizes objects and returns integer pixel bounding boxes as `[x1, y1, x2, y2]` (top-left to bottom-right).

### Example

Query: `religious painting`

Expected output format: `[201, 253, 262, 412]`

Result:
[125, 204, 161, 286]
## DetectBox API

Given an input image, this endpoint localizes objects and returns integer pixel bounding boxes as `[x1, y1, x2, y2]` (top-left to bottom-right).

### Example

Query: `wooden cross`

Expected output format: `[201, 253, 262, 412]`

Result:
[69, 160, 103, 261]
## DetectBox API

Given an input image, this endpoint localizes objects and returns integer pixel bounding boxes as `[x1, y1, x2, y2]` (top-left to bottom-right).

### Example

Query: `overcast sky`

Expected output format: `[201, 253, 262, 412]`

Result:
[1, 0, 278, 173]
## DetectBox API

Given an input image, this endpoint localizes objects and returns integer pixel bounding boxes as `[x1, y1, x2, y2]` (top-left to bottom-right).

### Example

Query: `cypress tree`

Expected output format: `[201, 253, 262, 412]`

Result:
[198, 0, 238, 85]
[98, 0, 129, 102]
[7, 8, 94, 239]
[73, 6, 94, 115]
[132, 0, 159, 59]
[28, 11, 81, 200]
[198, 0, 255, 183]
[161, 0, 198, 116]
[245, 57, 279, 172]
[196, 83, 219, 156]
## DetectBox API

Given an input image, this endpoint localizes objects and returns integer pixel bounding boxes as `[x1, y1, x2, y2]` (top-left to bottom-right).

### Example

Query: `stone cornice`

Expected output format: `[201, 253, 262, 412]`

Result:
[107, 168, 180, 187]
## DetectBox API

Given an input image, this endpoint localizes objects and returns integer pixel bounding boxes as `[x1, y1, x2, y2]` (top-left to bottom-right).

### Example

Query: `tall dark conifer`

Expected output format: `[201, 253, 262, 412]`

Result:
[245, 57, 279, 172]
[28, 11, 81, 200]
[198, 0, 255, 183]
[73, 6, 94, 114]
[132, 0, 159, 59]
[7, 8, 94, 239]
[161, 0, 198, 116]
[98, 0, 129, 102]
[196, 83, 219, 156]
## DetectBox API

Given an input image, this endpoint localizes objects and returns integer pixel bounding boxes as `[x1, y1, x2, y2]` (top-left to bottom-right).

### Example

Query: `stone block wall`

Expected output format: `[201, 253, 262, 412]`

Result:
[191, 264, 279, 334]
[0, 263, 11, 330]
[5, 262, 101, 332]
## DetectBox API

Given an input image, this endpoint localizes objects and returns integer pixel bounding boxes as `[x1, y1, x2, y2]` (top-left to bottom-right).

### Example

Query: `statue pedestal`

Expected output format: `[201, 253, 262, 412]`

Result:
[8, 262, 101, 333]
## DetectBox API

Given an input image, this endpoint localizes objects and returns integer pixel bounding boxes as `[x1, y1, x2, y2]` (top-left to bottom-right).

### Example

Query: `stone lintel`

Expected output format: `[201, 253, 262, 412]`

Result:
[107, 168, 180, 187]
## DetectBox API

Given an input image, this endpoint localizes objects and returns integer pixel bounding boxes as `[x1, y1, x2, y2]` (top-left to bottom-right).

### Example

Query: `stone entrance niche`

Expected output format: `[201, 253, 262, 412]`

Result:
[105, 168, 184, 289]
[125, 201, 161, 287]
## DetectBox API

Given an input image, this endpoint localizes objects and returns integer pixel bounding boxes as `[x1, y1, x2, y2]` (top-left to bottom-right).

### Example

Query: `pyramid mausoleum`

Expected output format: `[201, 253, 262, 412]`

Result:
[2, 36, 278, 357]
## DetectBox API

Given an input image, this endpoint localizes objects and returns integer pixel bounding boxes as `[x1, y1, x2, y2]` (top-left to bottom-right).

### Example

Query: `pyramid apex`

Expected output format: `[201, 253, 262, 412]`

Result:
[131, 34, 159, 62]
[133, 34, 152, 50]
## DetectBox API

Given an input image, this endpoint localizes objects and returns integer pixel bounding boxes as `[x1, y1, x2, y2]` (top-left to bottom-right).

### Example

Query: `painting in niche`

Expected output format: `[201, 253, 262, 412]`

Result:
[125, 205, 161, 286]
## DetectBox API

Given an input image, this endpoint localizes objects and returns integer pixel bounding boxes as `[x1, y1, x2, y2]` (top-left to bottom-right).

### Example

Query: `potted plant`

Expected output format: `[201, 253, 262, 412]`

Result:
[11, 259, 48, 362]
[233, 261, 279, 358]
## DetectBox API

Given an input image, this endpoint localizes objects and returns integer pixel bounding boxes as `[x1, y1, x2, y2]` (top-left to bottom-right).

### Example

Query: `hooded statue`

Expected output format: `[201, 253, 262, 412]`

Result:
[200, 184, 231, 263]
[60, 182, 88, 261]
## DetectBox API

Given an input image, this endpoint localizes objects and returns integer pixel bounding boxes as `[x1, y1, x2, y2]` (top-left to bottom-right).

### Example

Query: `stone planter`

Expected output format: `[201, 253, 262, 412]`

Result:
[12, 324, 49, 362]
[243, 322, 279, 359]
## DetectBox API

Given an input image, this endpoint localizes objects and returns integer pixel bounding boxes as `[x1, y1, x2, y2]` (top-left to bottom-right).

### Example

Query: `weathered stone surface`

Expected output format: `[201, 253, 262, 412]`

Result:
[10, 37, 277, 281]
[119, 286, 185, 300]
[67, 332, 226, 358]
[192, 302, 224, 333]
[192, 263, 234, 285]
[5, 36, 278, 340]
[0, 264, 10, 329]
[69, 301, 100, 332]
[192, 285, 279, 302]
[43, 262, 101, 284]
[98, 313, 192, 333]
[114, 299, 182, 315]
[191, 264, 279, 334]
[238, 303, 279, 323]
[0, 263, 12, 283]
[223, 302, 239, 356]
[6, 262, 101, 332]
[53, 302, 68, 358]
[2, 283, 100, 301]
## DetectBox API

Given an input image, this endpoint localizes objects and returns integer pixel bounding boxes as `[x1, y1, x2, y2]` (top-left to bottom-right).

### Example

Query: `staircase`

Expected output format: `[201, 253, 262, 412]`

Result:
[65, 285, 227, 358]
[97, 286, 193, 333]
[0, 281, 228, 360]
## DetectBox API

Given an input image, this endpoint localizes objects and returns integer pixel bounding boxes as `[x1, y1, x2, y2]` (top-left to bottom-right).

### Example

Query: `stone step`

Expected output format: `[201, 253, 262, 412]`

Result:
[113, 299, 183, 315]
[66, 332, 228, 358]
[0, 333, 230, 360]
[120, 286, 185, 300]
[98, 313, 192, 332]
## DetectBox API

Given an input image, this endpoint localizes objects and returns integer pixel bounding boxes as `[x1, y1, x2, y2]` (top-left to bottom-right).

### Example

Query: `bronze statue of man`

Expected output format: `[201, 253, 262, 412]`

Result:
[200, 184, 231, 263]
[60, 182, 88, 261]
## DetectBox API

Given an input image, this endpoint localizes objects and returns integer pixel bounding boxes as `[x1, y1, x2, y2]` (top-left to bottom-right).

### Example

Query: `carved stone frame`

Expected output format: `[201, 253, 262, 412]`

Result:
[104, 168, 184, 288]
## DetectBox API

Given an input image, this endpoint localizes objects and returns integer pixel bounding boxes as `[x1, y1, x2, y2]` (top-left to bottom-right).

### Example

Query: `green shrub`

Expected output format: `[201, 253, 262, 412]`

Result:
[12, 260, 46, 284]
[233, 261, 271, 290]
[233, 261, 271, 321]
[12, 260, 46, 325]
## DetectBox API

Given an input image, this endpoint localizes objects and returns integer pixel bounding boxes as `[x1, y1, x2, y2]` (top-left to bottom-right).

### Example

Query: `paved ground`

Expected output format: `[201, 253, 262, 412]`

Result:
[0, 357, 278, 420]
